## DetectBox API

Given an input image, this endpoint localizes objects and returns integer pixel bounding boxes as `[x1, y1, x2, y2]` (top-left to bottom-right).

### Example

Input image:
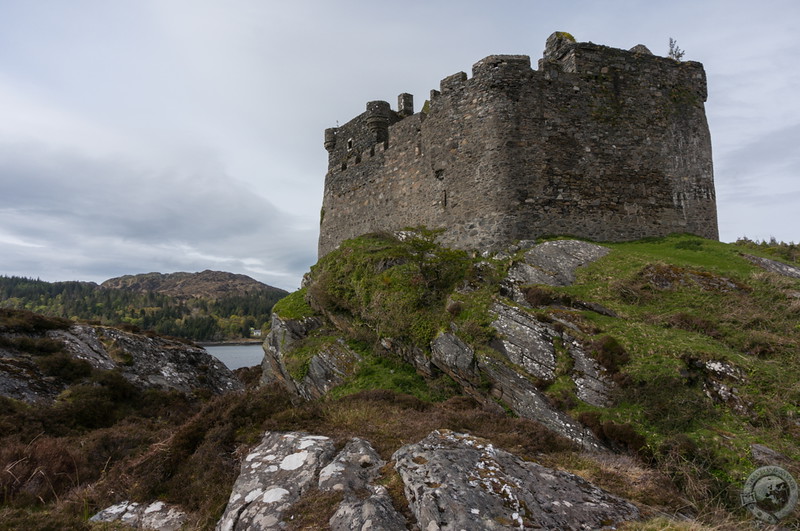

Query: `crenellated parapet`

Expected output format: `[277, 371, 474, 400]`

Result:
[319, 32, 718, 257]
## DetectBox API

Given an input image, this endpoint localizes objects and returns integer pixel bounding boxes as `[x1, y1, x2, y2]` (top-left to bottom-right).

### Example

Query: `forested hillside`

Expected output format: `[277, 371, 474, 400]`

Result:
[0, 272, 288, 342]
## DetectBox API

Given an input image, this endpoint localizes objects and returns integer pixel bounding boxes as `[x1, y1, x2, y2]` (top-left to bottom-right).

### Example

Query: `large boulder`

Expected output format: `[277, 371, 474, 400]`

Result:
[216, 432, 405, 530]
[216, 430, 640, 530]
[393, 430, 640, 530]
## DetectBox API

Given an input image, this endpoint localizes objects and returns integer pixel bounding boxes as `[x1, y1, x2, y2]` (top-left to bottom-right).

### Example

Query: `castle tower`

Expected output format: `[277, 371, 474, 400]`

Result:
[318, 32, 718, 256]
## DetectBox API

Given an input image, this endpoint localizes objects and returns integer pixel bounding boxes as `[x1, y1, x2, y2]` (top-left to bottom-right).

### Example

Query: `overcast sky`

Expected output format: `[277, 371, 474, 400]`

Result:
[1, 1, 798, 291]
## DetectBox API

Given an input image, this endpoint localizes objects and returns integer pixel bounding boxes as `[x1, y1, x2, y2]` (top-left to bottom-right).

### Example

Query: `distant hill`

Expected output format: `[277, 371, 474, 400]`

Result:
[101, 270, 281, 300]
[0, 271, 288, 342]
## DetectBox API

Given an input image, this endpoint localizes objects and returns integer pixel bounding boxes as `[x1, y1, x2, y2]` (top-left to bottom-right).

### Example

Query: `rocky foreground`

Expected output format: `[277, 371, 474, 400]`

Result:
[3, 233, 800, 529]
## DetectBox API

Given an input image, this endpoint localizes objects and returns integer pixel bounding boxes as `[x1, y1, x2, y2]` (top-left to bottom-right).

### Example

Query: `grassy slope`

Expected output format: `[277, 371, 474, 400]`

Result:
[2, 233, 798, 529]
[277, 231, 800, 526]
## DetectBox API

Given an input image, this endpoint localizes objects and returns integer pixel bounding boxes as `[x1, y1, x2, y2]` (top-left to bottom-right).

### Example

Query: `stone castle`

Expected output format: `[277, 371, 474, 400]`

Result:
[318, 32, 718, 256]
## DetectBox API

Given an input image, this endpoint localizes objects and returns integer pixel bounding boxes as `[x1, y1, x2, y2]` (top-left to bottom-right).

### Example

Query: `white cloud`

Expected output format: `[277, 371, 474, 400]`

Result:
[0, 0, 799, 291]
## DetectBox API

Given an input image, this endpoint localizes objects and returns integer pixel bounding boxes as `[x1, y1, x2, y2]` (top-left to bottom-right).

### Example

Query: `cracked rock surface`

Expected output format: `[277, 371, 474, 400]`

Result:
[393, 429, 640, 530]
[216, 432, 405, 530]
[507, 240, 610, 288]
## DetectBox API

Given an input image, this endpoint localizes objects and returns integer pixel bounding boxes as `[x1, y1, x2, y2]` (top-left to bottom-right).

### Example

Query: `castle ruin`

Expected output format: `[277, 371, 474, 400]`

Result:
[318, 32, 718, 256]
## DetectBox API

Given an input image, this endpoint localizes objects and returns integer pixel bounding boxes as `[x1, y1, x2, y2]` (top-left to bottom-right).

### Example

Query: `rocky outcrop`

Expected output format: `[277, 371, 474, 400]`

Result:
[89, 500, 187, 530]
[428, 297, 616, 450]
[0, 324, 242, 403]
[430, 330, 604, 451]
[506, 240, 610, 289]
[394, 430, 640, 530]
[262, 303, 613, 451]
[744, 254, 800, 279]
[260, 313, 361, 399]
[216, 432, 404, 531]
[216, 429, 639, 530]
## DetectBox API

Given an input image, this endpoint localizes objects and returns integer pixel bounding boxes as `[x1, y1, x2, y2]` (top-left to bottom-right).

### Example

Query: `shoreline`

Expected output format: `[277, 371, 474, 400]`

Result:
[198, 340, 264, 347]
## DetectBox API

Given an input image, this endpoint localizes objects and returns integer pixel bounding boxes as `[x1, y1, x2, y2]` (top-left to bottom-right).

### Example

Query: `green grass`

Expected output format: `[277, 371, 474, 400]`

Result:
[329, 344, 459, 402]
[271, 287, 314, 320]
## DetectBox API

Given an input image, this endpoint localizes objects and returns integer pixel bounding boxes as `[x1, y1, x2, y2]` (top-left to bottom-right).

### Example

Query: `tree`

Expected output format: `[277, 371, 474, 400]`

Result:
[668, 38, 685, 61]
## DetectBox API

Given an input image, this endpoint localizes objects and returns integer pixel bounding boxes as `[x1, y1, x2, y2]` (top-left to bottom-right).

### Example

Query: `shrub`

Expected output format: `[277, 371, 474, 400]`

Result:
[35, 353, 92, 383]
[589, 335, 630, 373]
[9, 336, 64, 355]
[0, 308, 71, 333]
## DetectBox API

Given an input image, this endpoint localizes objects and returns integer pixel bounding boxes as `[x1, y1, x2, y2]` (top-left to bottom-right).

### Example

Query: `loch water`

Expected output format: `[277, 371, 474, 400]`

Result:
[204, 343, 264, 370]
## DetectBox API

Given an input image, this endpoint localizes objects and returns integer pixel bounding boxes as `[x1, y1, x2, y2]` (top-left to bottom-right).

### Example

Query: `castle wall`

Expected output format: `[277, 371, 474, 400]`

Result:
[318, 34, 718, 257]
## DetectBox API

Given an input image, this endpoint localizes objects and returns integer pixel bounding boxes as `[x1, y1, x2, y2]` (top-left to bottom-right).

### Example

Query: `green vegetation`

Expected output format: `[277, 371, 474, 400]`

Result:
[0, 276, 286, 341]
[2, 232, 799, 528]
[271, 287, 313, 320]
[329, 342, 460, 402]
[306, 229, 476, 346]
[297, 231, 799, 525]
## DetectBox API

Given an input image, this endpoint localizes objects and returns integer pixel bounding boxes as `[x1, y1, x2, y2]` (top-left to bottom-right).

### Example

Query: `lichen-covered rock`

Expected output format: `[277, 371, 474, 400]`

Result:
[90, 500, 187, 530]
[321, 438, 407, 530]
[685, 358, 751, 415]
[430, 332, 481, 385]
[430, 329, 603, 452]
[489, 302, 557, 381]
[318, 437, 384, 492]
[217, 432, 336, 531]
[489, 302, 614, 424]
[478, 351, 605, 452]
[393, 430, 640, 530]
[564, 334, 614, 407]
[260, 312, 361, 400]
[217, 433, 405, 530]
[56, 325, 241, 394]
[295, 339, 361, 400]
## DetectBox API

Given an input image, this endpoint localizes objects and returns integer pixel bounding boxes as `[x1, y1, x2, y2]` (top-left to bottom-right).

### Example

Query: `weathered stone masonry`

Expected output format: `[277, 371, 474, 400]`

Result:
[318, 32, 718, 256]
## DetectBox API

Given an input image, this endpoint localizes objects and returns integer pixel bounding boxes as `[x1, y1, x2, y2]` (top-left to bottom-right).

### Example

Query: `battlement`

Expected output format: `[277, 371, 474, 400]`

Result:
[319, 32, 718, 256]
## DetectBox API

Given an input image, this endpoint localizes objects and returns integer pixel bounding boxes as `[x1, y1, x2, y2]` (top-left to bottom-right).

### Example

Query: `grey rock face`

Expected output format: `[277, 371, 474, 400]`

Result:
[260, 313, 362, 399]
[260, 312, 323, 387]
[322, 438, 407, 531]
[90, 500, 187, 530]
[431, 329, 604, 452]
[478, 351, 605, 452]
[744, 254, 800, 279]
[217, 432, 337, 531]
[58, 326, 241, 395]
[0, 324, 242, 404]
[217, 429, 641, 530]
[298, 339, 362, 400]
[508, 240, 610, 288]
[217, 432, 405, 530]
[393, 430, 640, 530]
[565, 335, 614, 407]
[490, 302, 557, 381]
